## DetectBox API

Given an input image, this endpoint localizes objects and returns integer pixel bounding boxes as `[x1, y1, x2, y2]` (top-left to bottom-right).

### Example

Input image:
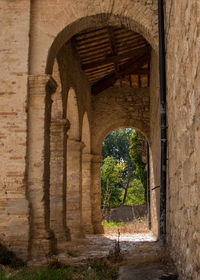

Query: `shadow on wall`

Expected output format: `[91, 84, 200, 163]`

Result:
[103, 204, 147, 223]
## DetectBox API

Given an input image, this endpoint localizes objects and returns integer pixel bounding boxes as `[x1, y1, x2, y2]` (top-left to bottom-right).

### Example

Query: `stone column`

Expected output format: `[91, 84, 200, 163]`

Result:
[50, 118, 70, 252]
[28, 74, 57, 259]
[91, 155, 104, 234]
[82, 153, 94, 234]
[66, 138, 85, 239]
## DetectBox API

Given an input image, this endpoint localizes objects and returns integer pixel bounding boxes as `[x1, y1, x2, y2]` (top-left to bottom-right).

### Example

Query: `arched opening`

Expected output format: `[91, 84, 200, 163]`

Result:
[28, 9, 160, 260]
[100, 128, 154, 238]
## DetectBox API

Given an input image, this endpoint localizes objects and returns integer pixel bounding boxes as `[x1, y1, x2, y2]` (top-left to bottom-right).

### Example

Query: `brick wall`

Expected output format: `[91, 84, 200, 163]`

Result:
[91, 87, 150, 154]
[0, 0, 31, 260]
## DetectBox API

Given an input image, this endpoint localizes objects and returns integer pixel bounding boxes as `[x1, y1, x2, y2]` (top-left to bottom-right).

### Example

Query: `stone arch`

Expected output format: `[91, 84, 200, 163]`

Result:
[91, 86, 150, 155]
[94, 122, 150, 155]
[45, 12, 158, 75]
[29, 0, 159, 75]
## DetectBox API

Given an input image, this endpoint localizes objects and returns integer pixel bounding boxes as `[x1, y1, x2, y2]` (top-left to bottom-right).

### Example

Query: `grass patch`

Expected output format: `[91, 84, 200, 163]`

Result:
[102, 218, 148, 235]
[0, 259, 118, 280]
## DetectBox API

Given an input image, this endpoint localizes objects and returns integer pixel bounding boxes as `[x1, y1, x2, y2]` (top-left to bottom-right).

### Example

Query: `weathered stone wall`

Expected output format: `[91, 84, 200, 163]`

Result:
[103, 205, 147, 223]
[91, 87, 150, 154]
[149, 50, 160, 237]
[0, 0, 31, 260]
[165, 1, 200, 279]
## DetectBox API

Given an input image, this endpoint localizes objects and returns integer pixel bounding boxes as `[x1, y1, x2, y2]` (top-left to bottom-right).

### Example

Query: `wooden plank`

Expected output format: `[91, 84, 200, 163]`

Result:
[85, 65, 114, 74]
[92, 52, 149, 95]
[79, 46, 111, 57]
[76, 41, 111, 52]
[82, 46, 147, 70]
[76, 34, 110, 46]
[76, 27, 108, 39]
[107, 26, 119, 74]
[86, 68, 114, 78]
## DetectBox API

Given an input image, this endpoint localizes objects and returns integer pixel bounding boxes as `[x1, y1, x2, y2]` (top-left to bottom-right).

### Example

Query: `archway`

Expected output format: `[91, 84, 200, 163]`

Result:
[27, 6, 160, 259]
[100, 128, 151, 235]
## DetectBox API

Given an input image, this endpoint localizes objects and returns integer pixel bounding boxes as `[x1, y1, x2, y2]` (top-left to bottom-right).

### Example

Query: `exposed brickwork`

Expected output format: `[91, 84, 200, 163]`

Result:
[91, 87, 150, 155]
[0, 0, 31, 260]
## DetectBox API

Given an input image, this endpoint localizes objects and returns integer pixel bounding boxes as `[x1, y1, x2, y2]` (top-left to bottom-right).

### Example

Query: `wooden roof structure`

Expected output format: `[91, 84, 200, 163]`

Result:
[73, 26, 150, 95]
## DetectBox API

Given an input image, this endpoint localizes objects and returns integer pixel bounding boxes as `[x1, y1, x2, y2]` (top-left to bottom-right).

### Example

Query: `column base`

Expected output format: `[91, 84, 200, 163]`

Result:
[93, 223, 104, 234]
[69, 226, 85, 240]
[83, 224, 94, 234]
[30, 237, 52, 260]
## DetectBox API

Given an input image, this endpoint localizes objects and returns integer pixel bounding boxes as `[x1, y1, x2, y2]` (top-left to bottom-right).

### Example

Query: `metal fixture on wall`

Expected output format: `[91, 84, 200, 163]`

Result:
[158, 0, 167, 243]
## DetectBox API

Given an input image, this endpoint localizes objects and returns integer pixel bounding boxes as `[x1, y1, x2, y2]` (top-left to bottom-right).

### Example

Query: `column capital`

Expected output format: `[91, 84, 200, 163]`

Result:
[82, 153, 93, 162]
[28, 74, 57, 96]
[68, 138, 85, 150]
[51, 118, 70, 130]
[91, 154, 102, 163]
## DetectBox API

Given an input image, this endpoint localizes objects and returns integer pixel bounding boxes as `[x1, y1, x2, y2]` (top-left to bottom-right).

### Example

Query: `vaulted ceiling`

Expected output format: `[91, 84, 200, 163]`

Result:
[73, 26, 151, 95]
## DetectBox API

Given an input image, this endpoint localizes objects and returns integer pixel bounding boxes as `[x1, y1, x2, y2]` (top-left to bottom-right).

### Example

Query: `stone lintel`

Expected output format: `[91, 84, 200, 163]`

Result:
[51, 118, 70, 131]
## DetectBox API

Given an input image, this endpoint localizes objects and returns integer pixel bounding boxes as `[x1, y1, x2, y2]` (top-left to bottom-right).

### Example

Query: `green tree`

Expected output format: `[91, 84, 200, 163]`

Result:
[101, 129, 135, 204]
[101, 129, 147, 208]
[101, 156, 125, 208]
[129, 130, 147, 200]
[122, 178, 145, 205]
[102, 128, 133, 163]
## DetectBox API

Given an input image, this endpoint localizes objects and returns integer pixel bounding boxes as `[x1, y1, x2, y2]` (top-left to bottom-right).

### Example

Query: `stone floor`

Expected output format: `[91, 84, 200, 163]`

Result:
[118, 263, 178, 280]
[55, 232, 159, 265]
[30, 232, 178, 279]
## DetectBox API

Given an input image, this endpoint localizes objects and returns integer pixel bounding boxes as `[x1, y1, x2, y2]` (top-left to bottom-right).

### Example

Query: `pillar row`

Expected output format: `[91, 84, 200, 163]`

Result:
[82, 153, 94, 234]
[66, 138, 85, 239]
[50, 118, 70, 251]
[91, 155, 104, 234]
[28, 74, 57, 259]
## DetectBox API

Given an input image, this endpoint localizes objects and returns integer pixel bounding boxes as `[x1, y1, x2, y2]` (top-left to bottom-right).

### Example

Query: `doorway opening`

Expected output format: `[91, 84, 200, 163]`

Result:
[100, 128, 152, 237]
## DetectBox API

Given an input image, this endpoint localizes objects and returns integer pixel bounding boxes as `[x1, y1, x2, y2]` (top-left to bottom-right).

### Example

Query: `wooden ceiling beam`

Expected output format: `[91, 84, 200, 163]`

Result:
[82, 46, 148, 70]
[107, 26, 119, 75]
[91, 53, 149, 95]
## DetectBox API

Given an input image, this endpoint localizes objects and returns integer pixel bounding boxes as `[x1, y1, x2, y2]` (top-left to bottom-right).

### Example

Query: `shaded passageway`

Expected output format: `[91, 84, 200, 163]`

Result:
[47, 24, 161, 249]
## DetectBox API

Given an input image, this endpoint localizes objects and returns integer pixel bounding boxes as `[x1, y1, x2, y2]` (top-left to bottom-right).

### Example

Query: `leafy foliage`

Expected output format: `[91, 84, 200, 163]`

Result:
[102, 128, 133, 164]
[101, 156, 124, 208]
[101, 128, 147, 208]
[129, 131, 147, 200]
[122, 179, 145, 205]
